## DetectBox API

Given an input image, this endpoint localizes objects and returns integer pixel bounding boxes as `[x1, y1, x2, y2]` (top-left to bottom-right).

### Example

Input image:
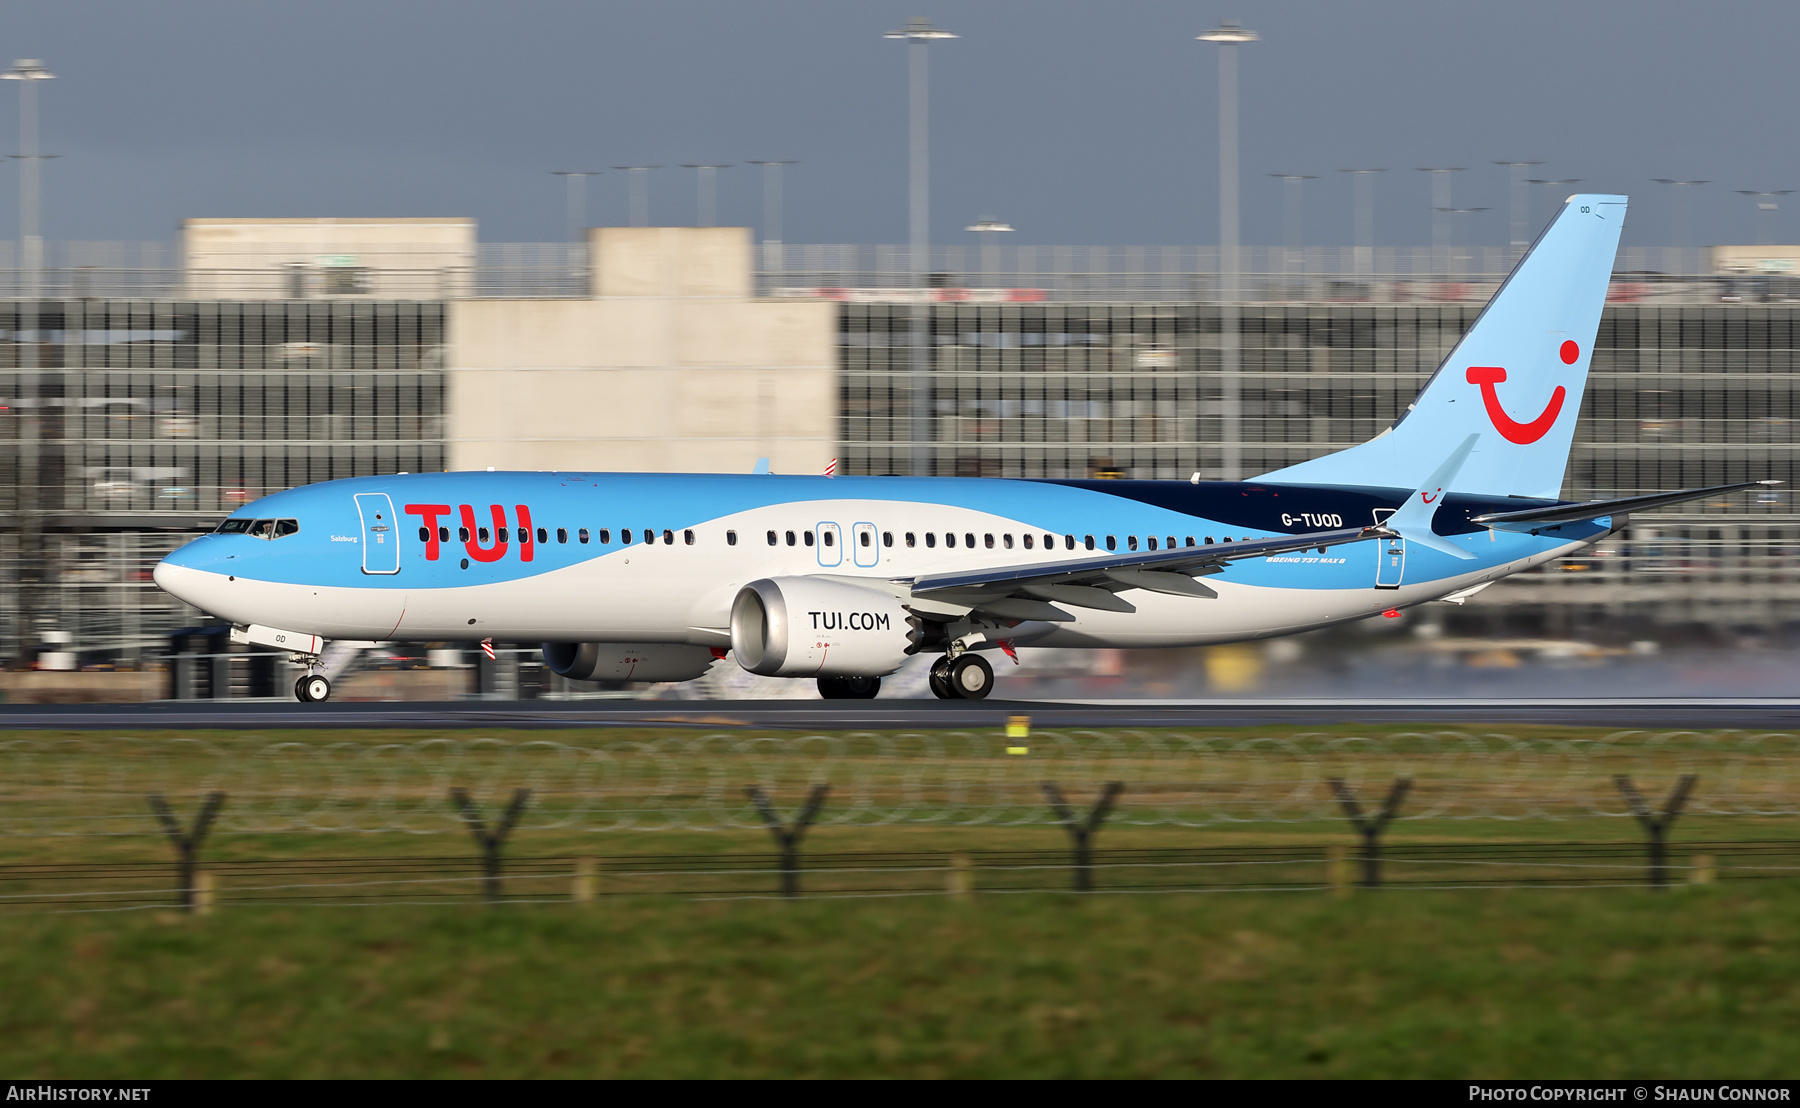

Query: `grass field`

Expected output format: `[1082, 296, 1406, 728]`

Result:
[1, 884, 1796, 1078]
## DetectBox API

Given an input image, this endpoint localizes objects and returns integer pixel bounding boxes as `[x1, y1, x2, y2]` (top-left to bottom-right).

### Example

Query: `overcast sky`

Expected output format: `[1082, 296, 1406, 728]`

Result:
[5, 0, 1797, 248]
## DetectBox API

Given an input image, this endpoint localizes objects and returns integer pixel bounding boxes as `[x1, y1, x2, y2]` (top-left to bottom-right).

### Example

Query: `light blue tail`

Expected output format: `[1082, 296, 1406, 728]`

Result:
[1258, 193, 1627, 498]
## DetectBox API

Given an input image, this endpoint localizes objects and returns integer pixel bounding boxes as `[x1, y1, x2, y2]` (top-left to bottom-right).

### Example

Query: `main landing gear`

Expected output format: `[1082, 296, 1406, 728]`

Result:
[293, 673, 331, 703]
[929, 653, 993, 700]
[817, 675, 881, 700]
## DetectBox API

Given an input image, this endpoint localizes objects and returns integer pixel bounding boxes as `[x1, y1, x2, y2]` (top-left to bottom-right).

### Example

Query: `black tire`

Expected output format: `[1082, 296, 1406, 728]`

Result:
[299, 674, 331, 703]
[817, 677, 845, 699]
[928, 657, 955, 699]
[293, 675, 312, 703]
[949, 654, 994, 700]
[843, 675, 881, 700]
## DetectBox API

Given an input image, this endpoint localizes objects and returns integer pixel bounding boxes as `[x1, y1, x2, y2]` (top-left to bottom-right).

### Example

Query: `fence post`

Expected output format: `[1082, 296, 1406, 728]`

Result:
[1041, 782, 1124, 892]
[573, 857, 598, 903]
[147, 792, 225, 913]
[746, 784, 830, 898]
[1614, 774, 1697, 889]
[1326, 845, 1352, 898]
[1326, 777, 1411, 889]
[948, 851, 973, 898]
[449, 788, 532, 903]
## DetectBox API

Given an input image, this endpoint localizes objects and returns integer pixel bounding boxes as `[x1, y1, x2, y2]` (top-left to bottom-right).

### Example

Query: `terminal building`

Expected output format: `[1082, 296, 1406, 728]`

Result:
[0, 221, 1795, 681]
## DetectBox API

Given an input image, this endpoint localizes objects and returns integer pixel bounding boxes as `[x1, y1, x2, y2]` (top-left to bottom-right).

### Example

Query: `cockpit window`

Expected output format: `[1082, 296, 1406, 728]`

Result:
[219, 517, 300, 540]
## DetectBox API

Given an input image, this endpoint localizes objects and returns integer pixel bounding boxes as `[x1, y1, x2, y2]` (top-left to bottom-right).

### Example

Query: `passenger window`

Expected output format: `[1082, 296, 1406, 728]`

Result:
[859, 531, 871, 547]
[418, 527, 430, 542]
[945, 533, 956, 549]
[643, 530, 655, 545]
[1206, 537, 1215, 545]
[1003, 534, 1014, 549]
[1147, 537, 1157, 551]
[598, 529, 610, 544]
[684, 530, 694, 545]
[622, 529, 633, 543]
[925, 533, 937, 548]
[1084, 535, 1096, 551]
[823, 531, 834, 547]
[965, 533, 975, 548]
[459, 527, 470, 542]
[439, 527, 449, 543]
[534, 528, 546, 543]
[984, 534, 995, 549]
[803, 531, 814, 547]
[767, 530, 777, 545]
[905, 532, 916, 547]
[1023, 534, 1034, 550]
[1167, 536, 1177, 549]
[664, 529, 675, 544]
[727, 530, 738, 546]
[497, 527, 508, 544]
[1185, 536, 1196, 547]
[882, 531, 893, 548]
[557, 528, 568, 544]
[579, 528, 590, 544]
[1064, 535, 1075, 550]
[1128, 536, 1139, 552]
[785, 531, 796, 546]
[478, 527, 490, 543]
[1106, 536, 1118, 551]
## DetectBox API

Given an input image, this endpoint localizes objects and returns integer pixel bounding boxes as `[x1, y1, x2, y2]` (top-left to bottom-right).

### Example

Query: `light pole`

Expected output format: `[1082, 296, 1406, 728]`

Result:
[681, 164, 731, 227]
[1416, 167, 1464, 268]
[1652, 179, 1709, 266]
[1493, 161, 1543, 254]
[1268, 174, 1315, 273]
[1199, 18, 1258, 482]
[551, 171, 600, 243]
[884, 16, 957, 476]
[1526, 178, 1582, 234]
[1736, 190, 1793, 246]
[748, 160, 796, 283]
[1434, 207, 1489, 279]
[965, 217, 1014, 287]
[1339, 169, 1384, 277]
[613, 166, 662, 228]
[3, 58, 52, 663]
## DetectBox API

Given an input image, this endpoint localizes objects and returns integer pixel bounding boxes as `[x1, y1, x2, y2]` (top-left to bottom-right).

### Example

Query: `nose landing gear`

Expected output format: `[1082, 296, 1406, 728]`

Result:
[294, 673, 331, 703]
[929, 653, 994, 700]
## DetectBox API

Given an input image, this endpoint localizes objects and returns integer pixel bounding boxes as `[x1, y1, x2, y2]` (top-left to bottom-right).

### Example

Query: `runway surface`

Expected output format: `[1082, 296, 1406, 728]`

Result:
[2, 697, 1799, 730]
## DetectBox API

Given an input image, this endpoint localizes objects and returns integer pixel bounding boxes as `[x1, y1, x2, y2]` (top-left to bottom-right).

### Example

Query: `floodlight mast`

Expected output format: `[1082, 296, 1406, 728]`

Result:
[613, 166, 662, 228]
[1268, 174, 1315, 272]
[1198, 19, 1258, 481]
[748, 161, 797, 282]
[1493, 161, 1544, 254]
[965, 217, 1014, 286]
[884, 17, 957, 476]
[1416, 167, 1465, 262]
[681, 165, 731, 227]
[3, 58, 53, 662]
[1339, 169, 1385, 277]
[551, 171, 601, 244]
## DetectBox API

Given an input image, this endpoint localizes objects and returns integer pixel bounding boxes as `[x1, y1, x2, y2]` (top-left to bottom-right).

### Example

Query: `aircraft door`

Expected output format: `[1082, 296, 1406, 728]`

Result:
[852, 522, 878, 567]
[816, 521, 843, 568]
[1372, 508, 1403, 589]
[354, 492, 401, 574]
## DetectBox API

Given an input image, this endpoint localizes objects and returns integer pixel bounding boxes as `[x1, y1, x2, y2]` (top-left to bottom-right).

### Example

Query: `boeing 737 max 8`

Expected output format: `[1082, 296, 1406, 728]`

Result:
[153, 195, 1771, 702]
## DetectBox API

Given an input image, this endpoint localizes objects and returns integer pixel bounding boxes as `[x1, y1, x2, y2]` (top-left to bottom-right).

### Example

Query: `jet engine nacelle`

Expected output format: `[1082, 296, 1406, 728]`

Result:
[541, 641, 720, 683]
[730, 577, 913, 678]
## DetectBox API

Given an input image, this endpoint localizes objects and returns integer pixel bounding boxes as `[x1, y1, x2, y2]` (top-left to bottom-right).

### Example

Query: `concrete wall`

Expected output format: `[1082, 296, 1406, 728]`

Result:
[183, 217, 476, 298]
[446, 227, 837, 475]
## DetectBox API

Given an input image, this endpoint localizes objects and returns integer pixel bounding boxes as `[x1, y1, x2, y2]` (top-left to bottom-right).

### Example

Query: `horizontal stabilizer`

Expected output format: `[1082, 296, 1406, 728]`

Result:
[1382, 434, 1480, 561]
[1470, 480, 1778, 529]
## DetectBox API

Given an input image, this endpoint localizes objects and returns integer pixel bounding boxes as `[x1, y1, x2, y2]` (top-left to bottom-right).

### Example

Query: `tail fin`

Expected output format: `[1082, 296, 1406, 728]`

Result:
[1257, 193, 1627, 498]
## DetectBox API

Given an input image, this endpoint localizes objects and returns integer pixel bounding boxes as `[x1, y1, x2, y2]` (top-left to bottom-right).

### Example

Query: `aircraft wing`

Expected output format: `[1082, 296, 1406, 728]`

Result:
[899, 525, 1379, 620]
[1469, 480, 1777, 529]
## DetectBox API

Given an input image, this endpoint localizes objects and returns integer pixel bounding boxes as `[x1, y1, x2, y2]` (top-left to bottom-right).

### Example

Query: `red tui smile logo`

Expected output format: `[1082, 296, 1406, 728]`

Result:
[1465, 366, 1567, 445]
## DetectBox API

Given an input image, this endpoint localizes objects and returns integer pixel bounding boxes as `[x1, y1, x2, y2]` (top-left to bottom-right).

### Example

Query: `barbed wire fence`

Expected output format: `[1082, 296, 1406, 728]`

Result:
[0, 729, 1796, 913]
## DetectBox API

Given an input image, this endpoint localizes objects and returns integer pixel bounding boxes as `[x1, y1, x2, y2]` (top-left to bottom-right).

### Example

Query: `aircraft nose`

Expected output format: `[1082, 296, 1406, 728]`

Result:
[154, 539, 231, 613]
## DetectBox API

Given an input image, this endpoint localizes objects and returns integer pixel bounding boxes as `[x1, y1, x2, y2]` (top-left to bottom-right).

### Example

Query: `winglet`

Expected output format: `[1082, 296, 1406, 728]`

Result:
[1385, 434, 1480, 560]
[751, 457, 771, 475]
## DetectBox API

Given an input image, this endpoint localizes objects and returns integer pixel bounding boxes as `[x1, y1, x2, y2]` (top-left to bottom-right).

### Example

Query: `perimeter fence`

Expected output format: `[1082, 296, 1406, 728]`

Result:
[3, 729, 1798, 837]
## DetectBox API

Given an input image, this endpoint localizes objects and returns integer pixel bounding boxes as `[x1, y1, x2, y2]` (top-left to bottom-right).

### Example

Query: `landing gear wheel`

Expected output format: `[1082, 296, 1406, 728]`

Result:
[928, 657, 955, 700]
[817, 676, 882, 700]
[294, 674, 331, 703]
[949, 654, 994, 700]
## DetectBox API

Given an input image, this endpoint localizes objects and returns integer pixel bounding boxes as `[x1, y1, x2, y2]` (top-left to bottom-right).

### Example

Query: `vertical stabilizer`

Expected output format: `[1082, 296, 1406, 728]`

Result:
[1257, 194, 1627, 498]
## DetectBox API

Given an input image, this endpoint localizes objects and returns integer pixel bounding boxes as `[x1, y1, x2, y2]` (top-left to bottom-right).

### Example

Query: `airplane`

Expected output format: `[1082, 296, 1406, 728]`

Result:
[154, 194, 1772, 703]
